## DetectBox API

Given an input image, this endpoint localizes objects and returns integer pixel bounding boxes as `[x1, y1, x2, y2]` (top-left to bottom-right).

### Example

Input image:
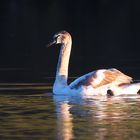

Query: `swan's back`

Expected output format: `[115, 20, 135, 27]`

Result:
[69, 68, 132, 90]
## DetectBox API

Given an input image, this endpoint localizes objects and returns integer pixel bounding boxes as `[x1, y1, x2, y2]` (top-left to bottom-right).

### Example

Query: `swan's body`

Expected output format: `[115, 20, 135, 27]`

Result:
[48, 31, 140, 96]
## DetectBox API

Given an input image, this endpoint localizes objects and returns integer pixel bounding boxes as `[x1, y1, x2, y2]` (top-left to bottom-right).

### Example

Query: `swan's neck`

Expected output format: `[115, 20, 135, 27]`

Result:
[53, 41, 72, 90]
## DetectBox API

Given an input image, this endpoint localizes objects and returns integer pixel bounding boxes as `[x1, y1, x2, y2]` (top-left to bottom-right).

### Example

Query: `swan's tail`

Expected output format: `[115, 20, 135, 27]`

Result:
[122, 82, 140, 94]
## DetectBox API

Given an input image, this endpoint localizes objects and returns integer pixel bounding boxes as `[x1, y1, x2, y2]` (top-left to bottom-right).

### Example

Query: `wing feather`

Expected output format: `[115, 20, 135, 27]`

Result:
[69, 68, 132, 89]
[93, 68, 132, 88]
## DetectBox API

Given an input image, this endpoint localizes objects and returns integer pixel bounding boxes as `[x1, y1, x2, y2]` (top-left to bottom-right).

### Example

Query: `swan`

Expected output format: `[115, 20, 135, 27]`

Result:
[47, 30, 140, 96]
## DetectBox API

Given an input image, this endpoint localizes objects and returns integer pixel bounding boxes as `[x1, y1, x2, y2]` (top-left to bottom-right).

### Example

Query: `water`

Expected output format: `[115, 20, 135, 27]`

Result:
[0, 83, 140, 140]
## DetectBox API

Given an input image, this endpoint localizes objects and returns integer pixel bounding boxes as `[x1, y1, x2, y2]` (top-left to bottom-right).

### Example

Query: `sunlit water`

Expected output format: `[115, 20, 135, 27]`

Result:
[0, 83, 140, 140]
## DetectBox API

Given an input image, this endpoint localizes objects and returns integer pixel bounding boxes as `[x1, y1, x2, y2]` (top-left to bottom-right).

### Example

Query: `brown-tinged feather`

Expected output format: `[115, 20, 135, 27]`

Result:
[70, 69, 132, 89]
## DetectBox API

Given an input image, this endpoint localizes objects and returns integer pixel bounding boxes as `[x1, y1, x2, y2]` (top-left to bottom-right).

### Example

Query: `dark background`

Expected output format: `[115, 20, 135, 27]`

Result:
[0, 0, 140, 82]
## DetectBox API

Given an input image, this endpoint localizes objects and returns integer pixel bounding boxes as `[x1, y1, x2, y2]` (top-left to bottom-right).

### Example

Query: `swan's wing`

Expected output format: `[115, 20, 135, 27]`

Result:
[93, 68, 133, 88]
[69, 68, 132, 89]
[69, 71, 96, 89]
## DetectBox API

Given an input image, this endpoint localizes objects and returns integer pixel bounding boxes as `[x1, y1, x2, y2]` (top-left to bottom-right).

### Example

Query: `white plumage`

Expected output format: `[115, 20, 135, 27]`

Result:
[47, 31, 140, 96]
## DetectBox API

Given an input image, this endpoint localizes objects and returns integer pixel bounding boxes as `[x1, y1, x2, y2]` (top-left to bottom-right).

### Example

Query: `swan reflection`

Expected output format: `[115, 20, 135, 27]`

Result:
[53, 94, 140, 140]
[54, 95, 74, 140]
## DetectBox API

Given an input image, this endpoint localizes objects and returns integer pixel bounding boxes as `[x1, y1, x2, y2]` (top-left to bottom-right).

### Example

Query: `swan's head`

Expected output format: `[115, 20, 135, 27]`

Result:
[47, 31, 72, 47]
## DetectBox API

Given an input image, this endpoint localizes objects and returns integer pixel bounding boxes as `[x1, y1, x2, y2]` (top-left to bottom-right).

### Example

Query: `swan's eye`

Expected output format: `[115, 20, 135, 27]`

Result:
[53, 34, 60, 41]
[56, 35, 60, 40]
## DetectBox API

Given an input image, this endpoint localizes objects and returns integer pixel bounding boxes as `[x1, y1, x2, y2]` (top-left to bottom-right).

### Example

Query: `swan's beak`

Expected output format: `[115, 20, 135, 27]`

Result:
[46, 39, 56, 48]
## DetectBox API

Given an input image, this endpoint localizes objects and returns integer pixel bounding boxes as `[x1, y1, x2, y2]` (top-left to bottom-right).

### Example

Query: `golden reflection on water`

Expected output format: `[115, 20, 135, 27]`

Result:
[56, 102, 74, 140]
[54, 95, 140, 140]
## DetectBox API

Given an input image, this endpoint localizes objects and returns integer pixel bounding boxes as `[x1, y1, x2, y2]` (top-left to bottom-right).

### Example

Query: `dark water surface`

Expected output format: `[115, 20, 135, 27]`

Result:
[0, 83, 140, 140]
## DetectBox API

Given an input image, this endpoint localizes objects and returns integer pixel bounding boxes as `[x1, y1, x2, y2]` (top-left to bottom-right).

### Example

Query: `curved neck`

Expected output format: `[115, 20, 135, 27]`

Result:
[54, 40, 72, 88]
